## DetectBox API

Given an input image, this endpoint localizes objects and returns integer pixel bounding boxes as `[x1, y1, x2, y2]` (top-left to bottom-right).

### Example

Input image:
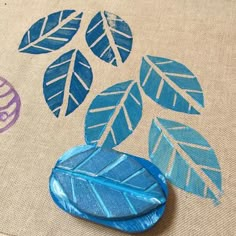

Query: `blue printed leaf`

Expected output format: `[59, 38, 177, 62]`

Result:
[86, 11, 133, 66]
[85, 80, 142, 148]
[43, 49, 93, 117]
[49, 145, 168, 232]
[149, 117, 222, 204]
[140, 56, 204, 114]
[19, 10, 83, 54]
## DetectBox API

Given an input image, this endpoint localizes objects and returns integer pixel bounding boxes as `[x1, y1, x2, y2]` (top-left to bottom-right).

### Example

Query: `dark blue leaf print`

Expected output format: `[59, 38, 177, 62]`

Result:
[43, 49, 93, 117]
[19, 10, 83, 54]
[86, 11, 133, 66]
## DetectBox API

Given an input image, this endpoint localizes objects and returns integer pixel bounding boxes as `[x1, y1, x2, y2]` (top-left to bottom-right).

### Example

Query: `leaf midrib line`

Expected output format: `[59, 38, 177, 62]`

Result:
[53, 166, 164, 204]
[154, 118, 221, 199]
[19, 11, 79, 51]
[101, 11, 122, 66]
[144, 56, 203, 112]
[60, 50, 77, 116]
[97, 81, 135, 146]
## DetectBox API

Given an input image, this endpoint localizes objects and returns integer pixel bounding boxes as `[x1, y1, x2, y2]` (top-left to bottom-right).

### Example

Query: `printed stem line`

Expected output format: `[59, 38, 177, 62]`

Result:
[101, 11, 122, 66]
[54, 167, 165, 203]
[97, 81, 135, 146]
[60, 50, 77, 116]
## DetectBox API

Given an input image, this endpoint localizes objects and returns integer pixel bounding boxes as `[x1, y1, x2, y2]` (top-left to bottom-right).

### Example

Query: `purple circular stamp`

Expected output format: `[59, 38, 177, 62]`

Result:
[0, 77, 21, 133]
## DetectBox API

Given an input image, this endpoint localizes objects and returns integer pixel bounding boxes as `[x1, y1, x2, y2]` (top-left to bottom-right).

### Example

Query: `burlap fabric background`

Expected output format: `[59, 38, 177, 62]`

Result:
[0, 0, 235, 235]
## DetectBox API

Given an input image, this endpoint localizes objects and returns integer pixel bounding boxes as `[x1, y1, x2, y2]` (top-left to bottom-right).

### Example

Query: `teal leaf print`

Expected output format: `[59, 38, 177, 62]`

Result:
[149, 117, 222, 204]
[19, 10, 83, 54]
[140, 56, 204, 114]
[43, 49, 93, 117]
[85, 80, 142, 148]
[86, 11, 133, 66]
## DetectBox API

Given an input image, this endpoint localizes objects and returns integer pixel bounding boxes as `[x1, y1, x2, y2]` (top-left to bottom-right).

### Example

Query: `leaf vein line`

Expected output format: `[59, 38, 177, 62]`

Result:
[87, 19, 103, 34]
[156, 79, 164, 99]
[89, 32, 106, 48]
[178, 141, 211, 150]
[145, 183, 159, 193]
[117, 45, 130, 52]
[87, 122, 107, 129]
[72, 148, 100, 170]
[74, 72, 89, 91]
[123, 193, 137, 215]
[89, 183, 111, 217]
[100, 91, 125, 96]
[130, 92, 141, 106]
[165, 72, 195, 79]
[155, 60, 173, 65]
[89, 105, 116, 113]
[100, 45, 111, 58]
[121, 168, 145, 183]
[71, 178, 77, 202]
[110, 127, 117, 145]
[186, 167, 191, 187]
[69, 93, 80, 106]
[61, 27, 78, 31]
[40, 17, 48, 37]
[110, 28, 132, 39]
[142, 67, 152, 87]
[166, 149, 176, 175]
[32, 44, 53, 52]
[123, 105, 133, 131]
[49, 59, 71, 69]
[151, 132, 163, 155]
[47, 36, 69, 42]
[78, 61, 91, 69]
[167, 126, 186, 130]
[47, 90, 64, 101]
[96, 154, 127, 176]
[45, 73, 67, 86]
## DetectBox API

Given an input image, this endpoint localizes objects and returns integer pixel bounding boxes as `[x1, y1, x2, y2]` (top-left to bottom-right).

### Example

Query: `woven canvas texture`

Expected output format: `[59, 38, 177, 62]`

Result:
[0, 0, 235, 235]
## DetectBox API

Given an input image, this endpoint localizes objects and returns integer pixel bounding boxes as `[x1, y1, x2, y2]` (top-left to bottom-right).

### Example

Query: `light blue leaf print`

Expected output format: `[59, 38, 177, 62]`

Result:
[86, 11, 133, 66]
[49, 145, 168, 233]
[85, 80, 142, 148]
[140, 55, 204, 114]
[149, 117, 222, 204]
[19, 10, 83, 54]
[43, 49, 93, 117]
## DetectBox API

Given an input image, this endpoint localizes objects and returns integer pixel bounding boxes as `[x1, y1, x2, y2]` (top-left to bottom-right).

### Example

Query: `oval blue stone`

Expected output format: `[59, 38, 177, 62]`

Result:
[49, 145, 168, 233]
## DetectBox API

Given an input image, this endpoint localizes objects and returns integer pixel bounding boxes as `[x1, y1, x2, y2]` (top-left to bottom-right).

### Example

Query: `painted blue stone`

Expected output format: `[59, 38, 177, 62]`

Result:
[49, 145, 168, 233]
